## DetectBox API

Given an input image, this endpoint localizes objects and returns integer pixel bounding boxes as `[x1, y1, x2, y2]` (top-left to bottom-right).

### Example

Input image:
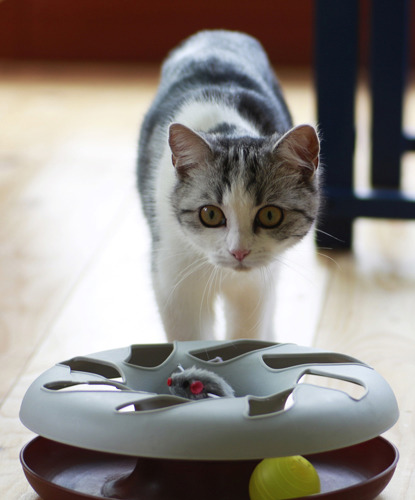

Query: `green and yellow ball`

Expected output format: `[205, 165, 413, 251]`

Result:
[249, 455, 321, 500]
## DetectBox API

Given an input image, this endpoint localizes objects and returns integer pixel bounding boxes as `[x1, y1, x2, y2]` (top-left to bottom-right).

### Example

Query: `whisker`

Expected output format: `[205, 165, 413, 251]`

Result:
[199, 264, 217, 335]
[245, 268, 274, 338]
[162, 256, 209, 314]
[272, 254, 318, 289]
[315, 251, 342, 270]
[315, 228, 345, 243]
[264, 265, 276, 296]
[250, 270, 267, 337]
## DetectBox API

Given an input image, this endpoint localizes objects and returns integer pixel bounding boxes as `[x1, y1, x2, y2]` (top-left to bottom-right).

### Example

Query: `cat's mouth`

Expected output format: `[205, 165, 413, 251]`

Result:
[214, 252, 269, 271]
[232, 262, 252, 272]
[215, 258, 254, 272]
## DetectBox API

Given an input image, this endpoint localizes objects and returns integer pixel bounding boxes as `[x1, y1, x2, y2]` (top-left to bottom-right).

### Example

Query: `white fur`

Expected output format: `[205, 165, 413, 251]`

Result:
[151, 101, 282, 341]
[174, 100, 260, 137]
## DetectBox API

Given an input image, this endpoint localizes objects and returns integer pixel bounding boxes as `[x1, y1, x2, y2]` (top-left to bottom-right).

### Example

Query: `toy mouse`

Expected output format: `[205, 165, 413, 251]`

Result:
[167, 366, 235, 400]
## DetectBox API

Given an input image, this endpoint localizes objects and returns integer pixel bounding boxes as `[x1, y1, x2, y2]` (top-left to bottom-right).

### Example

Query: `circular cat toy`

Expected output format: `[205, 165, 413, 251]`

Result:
[20, 340, 399, 499]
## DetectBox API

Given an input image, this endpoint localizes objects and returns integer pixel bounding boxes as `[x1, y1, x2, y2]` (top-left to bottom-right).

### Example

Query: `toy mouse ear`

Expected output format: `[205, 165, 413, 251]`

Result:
[190, 380, 204, 395]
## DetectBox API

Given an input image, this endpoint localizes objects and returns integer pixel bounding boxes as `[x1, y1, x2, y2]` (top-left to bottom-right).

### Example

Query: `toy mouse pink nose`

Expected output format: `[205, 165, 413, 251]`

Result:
[230, 249, 251, 262]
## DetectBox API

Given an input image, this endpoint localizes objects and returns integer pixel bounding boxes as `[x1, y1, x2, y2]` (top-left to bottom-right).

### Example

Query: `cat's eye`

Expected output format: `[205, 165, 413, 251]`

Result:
[199, 205, 226, 228]
[256, 205, 284, 229]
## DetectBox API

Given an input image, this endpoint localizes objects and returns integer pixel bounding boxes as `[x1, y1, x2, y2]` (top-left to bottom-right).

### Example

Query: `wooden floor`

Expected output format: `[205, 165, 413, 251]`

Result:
[1, 62, 414, 499]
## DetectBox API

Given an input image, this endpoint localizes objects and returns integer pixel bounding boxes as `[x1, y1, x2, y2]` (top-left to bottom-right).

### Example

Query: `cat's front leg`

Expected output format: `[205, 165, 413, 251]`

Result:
[153, 252, 217, 341]
[221, 268, 277, 341]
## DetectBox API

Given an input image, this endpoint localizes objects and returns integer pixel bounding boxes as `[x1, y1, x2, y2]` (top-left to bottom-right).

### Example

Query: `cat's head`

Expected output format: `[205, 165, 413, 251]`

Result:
[169, 123, 320, 271]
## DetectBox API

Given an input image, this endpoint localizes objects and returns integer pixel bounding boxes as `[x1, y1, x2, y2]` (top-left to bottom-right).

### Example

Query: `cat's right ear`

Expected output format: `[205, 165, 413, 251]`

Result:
[168, 123, 212, 177]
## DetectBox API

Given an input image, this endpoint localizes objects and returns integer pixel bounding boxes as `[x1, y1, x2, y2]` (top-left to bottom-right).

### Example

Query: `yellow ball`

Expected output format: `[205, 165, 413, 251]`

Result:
[249, 455, 321, 500]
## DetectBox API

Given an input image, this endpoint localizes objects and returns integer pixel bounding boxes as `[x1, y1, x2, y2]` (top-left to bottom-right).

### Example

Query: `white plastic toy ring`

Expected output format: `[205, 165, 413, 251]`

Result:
[20, 340, 399, 460]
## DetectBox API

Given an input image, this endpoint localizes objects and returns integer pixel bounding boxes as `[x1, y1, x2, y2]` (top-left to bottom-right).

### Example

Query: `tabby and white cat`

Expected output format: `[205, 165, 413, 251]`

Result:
[138, 30, 320, 341]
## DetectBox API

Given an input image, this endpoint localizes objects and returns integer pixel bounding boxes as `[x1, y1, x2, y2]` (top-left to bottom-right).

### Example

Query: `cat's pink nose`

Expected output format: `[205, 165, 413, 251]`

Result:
[230, 249, 251, 262]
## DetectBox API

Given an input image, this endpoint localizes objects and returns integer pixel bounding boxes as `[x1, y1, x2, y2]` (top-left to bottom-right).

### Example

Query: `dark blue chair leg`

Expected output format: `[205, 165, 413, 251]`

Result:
[314, 0, 359, 249]
[370, 0, 410, 188]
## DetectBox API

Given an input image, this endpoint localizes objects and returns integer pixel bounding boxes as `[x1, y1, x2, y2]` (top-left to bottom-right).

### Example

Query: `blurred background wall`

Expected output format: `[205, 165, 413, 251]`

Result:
[0, 0, 312, 64]
[0, 0, 385, 66]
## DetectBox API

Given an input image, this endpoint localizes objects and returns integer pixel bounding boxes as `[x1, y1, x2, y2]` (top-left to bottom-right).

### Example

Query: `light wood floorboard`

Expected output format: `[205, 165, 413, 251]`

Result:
[0, 62, 414, 499]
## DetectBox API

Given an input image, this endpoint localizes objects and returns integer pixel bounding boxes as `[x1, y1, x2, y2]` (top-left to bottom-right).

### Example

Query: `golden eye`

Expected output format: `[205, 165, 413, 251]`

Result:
[199, 205, 226, 228]
[256, 205, 283, 229]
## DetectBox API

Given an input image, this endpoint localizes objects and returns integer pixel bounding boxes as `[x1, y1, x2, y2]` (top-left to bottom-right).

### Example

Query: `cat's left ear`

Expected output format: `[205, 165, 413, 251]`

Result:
[273, 124, 320, 177]
[169, 123, 212, 177]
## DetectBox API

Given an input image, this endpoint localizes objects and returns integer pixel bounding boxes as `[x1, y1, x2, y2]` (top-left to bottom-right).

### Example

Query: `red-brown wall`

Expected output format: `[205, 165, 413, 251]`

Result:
[0, 0, 413, 67]
[0, 0, 314, 64]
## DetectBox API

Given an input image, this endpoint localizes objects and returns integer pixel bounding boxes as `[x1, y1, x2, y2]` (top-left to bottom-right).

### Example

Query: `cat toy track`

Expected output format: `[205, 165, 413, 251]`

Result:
[20, 340, 398, 460]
